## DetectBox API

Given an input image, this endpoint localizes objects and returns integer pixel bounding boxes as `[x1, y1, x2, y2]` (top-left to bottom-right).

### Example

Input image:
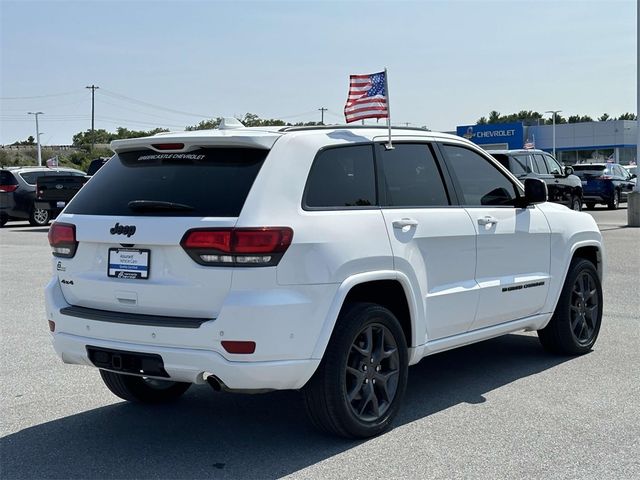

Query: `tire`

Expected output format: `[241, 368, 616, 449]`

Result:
[585, 202, 595, 210]
[29, 206, 50, 226]
[607, 190, 619, 210]
[538, 258, 602, 355]
[99, 370, 191, 403]
[570, 196, 582, 211]
[302, 302, 408, 438]
[0, 215, 7, 228]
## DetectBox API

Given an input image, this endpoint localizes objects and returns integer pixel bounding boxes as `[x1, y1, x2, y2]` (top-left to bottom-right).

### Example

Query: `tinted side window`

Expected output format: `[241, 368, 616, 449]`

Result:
[532, 154, 548, 174]
[443, 145, 518, 206]
[543, 155, 562, 175]
[378, 143, 449, 207]
[305, 145, 376, 208]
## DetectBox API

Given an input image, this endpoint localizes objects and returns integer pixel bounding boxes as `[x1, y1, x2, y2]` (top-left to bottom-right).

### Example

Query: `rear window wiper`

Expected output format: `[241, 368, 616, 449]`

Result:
[128, 200, 194, 212]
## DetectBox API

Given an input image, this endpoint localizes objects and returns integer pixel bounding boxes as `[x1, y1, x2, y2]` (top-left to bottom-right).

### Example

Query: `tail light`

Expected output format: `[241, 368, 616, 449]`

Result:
[0, 184, 18, 193]
[181, 227, 293, 267]
[598, 175, 612, 180]
[48, 222, 78, 258]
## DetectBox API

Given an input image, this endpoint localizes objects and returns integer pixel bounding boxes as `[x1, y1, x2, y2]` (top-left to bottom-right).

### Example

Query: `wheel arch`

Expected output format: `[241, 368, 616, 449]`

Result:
[543, 240, 604, 326]
[311, 271, 421, 360]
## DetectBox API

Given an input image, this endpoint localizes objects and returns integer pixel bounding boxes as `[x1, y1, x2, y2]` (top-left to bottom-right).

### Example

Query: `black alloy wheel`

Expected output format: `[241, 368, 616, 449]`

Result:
[345, 323, 401, 422]
[303, 302, 408, 438]
[607, 190, 619, 210]
[569, 270, 600, 346]
[538, 258, 602, 355]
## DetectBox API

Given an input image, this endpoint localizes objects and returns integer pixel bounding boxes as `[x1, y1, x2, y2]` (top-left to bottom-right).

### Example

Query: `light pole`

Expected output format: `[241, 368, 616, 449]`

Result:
[545, 110, 562, 158]
[28, 111, 44, 166]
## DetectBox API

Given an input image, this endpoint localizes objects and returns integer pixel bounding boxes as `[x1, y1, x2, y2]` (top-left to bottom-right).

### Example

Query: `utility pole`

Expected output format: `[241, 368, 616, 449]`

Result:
[545, 110, 562, 158]
[318, 107, 327, 125]
[86, 85, 99, 150]
[28, 111, 44, 166]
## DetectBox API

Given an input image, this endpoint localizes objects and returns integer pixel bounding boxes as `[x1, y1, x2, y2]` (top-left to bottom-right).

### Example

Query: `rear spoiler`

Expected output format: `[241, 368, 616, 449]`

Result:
[111, 131, 281, 154]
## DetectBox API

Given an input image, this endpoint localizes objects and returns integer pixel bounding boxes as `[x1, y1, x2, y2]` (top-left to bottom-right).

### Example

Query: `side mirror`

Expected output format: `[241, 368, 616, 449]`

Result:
[521, 178, 547, 207]
[631, 173, 637, 179]
[564, 165, 574, 176]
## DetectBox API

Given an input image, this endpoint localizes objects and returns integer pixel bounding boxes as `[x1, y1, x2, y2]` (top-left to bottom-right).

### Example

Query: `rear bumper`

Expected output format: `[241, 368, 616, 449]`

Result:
[45, 276, 336, 389]
[51, 331, 320, 389]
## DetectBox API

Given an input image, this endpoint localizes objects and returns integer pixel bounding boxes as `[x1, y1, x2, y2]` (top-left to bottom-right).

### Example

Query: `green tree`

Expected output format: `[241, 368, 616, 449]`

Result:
[617, 112, 637, 120]
[185, 118, 222, 131]
[598, 113, 610, 122]
[488, 110, 501, 124]
[11, 135, 36, 146]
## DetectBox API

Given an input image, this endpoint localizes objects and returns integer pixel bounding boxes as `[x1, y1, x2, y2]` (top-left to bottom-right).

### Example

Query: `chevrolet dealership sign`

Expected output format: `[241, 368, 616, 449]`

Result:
[456, 122, 524, 149]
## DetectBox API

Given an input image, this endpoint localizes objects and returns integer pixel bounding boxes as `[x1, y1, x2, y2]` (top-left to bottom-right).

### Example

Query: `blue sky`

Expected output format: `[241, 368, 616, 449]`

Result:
[1, 0, 636, 145]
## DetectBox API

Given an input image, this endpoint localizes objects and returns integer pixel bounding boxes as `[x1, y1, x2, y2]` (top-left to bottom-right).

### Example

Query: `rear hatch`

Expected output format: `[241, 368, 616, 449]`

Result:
[37, 174, 88, 203]
[54, 144, 270, 318]
[573, 164, 610, 194]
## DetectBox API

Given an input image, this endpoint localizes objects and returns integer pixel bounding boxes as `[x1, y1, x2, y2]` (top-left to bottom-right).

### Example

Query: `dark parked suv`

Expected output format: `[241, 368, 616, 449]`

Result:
[487, 149, 583, 211]
[0, 166, 85, 227]
[572, 163, 636, 210]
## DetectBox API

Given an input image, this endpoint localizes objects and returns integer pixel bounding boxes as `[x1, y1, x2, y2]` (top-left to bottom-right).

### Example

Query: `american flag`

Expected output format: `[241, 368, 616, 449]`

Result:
[344, 71, 388, 123]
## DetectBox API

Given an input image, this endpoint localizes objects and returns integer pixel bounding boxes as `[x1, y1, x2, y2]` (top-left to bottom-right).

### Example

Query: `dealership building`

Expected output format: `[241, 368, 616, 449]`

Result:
[455, 120, 638, 165]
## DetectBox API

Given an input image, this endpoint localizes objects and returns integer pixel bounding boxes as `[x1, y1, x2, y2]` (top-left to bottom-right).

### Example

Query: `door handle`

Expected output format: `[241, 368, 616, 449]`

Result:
[477, 216, 498, 226]
[392, 218, 419, 229]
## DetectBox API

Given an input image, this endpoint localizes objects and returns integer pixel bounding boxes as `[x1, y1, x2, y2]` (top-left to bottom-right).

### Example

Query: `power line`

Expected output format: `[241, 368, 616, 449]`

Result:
[0, 90, 83, 100]
[99, 89, 212, 118]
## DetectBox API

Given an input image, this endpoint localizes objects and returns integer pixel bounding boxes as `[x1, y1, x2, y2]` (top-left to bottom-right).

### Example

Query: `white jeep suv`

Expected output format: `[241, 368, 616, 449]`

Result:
[45, 124, 604, 438]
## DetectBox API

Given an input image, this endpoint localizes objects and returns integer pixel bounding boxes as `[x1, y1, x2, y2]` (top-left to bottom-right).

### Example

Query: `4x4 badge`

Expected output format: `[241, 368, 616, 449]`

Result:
[110, 222, 136, 237]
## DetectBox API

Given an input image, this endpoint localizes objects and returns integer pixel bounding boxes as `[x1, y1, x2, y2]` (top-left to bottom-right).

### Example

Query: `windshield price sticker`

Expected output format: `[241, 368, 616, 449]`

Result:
[108, 248, 150, 279]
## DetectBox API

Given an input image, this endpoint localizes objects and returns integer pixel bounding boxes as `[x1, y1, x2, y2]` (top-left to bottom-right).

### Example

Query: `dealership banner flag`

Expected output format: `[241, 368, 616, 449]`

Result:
[344, 68, 393, 147]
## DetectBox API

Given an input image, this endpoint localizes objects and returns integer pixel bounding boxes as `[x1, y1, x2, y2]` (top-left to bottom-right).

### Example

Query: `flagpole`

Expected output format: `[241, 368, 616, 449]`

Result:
[384, 67, 393, 149]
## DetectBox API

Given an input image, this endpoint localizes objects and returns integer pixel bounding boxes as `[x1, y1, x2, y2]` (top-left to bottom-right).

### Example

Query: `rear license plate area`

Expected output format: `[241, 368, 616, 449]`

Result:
[108, 248, 150, 279]
[86, 346, 169, 377]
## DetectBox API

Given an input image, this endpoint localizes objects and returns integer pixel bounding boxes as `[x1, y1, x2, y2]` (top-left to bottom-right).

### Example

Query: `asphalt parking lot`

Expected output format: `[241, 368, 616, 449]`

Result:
[1, 206, 638, 480]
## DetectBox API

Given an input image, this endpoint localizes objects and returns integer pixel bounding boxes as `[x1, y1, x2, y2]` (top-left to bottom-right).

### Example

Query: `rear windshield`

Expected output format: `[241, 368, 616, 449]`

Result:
[573, 164, 608, 178]
[65, 148, 268, 217]
[493, 154, 530, 176]
[0, 171, 17, 185]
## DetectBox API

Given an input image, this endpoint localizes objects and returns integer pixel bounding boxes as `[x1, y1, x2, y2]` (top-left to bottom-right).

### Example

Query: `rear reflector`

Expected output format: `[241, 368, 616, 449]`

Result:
[48, 222, 78, 258]
[181, 227, 293, 267]
[152, 143, 185, 150]
[221, 341, 256, 354]
[0, 184, 18, 193]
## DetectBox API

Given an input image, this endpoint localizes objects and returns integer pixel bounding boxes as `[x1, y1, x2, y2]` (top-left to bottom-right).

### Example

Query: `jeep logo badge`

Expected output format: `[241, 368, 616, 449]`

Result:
[55, 184, 64, 189]
[110, 222, 136, 237]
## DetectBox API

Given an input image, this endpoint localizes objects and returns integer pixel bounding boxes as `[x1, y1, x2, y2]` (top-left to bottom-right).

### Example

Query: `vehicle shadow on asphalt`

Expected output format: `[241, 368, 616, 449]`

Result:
[1, 333, 573, 480]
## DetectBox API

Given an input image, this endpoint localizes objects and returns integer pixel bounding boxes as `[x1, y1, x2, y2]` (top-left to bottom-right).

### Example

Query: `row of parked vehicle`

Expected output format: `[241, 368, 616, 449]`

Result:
[487, 149, 637, 210]
[1, 151, 636, 229]
[0, 158, 107, 227]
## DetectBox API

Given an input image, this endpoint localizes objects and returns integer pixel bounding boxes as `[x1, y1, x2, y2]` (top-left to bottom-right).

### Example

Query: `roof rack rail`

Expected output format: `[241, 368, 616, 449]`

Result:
[279, 125, 430, 133]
